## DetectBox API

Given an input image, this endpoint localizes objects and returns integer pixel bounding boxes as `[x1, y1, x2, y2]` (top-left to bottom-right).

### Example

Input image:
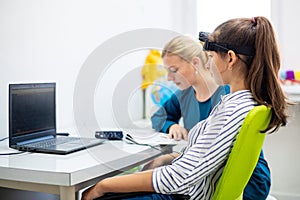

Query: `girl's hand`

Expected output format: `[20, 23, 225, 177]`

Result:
[81, 183, 104, 200]
[142, 153, 179, 170]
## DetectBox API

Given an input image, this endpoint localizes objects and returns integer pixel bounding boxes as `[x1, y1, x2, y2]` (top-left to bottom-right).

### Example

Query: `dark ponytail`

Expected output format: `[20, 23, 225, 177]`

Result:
[249, 16, 287, 132]
[211, 16, 288, 133]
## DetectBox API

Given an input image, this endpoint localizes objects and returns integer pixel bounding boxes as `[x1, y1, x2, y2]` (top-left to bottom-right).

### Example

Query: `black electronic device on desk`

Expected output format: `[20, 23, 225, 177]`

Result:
[95, 131, 123, 140]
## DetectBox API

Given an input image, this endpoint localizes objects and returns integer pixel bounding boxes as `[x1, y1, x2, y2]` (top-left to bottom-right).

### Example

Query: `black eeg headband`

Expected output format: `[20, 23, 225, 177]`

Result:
[199, 31, 255, 56]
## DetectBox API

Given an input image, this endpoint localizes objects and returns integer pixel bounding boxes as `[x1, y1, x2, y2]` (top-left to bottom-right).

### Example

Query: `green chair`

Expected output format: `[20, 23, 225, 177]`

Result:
[211, 105, 272, 200]
[95, 105, 271, 200]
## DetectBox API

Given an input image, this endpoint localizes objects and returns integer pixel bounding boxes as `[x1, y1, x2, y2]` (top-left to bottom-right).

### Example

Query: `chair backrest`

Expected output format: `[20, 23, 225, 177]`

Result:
[212, 105, 272, 200]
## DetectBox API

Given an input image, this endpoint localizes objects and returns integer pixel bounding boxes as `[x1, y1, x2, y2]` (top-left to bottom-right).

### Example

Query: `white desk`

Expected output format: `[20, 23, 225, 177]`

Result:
[0, 140, 166, 200]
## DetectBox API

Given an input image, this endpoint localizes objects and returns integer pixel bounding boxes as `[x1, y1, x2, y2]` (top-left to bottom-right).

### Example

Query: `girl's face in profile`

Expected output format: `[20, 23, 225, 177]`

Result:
[206, 51, 228, 85]
[163, 54, 196, 90]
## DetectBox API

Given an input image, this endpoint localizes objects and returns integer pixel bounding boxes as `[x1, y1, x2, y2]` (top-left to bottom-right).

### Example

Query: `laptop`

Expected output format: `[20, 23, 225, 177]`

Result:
[9, 82, 105, 155]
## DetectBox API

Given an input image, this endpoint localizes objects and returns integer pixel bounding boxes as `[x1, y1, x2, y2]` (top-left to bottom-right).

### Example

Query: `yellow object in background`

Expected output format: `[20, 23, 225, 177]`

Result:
[141, 49, 167, 90]
[295, 71, 300, 81]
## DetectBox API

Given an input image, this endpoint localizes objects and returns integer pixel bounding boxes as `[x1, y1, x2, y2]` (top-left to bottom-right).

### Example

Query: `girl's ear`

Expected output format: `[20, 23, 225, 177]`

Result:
[227, 50, 238, 69]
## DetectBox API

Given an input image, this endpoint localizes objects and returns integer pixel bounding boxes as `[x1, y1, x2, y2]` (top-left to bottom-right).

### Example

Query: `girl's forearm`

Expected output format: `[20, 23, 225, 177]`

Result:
[97, 170, 155, 194]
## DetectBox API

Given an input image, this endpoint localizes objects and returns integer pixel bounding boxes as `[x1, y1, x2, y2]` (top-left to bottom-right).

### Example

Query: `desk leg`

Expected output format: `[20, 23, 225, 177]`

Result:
[60, 186, 77, 200]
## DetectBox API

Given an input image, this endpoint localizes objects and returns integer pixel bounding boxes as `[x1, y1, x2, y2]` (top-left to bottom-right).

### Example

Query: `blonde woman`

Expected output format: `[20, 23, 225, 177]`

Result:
[151, 35, 229, 141]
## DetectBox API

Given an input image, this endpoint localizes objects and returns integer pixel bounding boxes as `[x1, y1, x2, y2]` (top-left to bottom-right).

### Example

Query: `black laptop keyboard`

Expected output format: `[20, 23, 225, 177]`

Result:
[26, 137, 80, 148]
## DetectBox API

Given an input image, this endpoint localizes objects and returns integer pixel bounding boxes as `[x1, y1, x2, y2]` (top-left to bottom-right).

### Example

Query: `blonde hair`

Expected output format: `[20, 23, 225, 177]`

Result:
[162, 35, 208, 67]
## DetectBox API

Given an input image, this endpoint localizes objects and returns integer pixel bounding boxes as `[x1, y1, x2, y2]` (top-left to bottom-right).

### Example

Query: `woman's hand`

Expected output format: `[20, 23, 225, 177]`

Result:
[168, 124, 188, 141]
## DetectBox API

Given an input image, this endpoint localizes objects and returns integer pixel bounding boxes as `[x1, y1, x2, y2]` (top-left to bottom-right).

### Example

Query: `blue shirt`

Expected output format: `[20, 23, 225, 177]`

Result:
[151, 85, 230, 133]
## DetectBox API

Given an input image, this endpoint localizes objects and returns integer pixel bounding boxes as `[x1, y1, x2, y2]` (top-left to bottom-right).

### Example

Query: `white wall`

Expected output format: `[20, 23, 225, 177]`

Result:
[0, 0, 198, 139]
[197, 0, 271, 32]
[0, 0, 197, 199]
[271, 0, 300, 70]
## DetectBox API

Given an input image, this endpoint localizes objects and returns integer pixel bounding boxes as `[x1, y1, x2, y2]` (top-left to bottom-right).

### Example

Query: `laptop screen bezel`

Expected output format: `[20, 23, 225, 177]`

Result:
[9, 82, 57, 146]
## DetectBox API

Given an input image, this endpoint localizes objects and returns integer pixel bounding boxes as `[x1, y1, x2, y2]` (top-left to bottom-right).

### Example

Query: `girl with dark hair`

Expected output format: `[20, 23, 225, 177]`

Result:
[81, 17, 288, 200]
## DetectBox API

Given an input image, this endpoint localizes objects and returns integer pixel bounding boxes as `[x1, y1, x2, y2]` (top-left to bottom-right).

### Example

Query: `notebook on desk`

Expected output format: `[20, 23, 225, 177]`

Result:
[8, 82, 105, 155]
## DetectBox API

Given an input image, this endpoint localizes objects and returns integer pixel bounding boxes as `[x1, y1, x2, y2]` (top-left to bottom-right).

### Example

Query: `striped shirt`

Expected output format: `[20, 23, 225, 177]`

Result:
[152, 90, 256, 199]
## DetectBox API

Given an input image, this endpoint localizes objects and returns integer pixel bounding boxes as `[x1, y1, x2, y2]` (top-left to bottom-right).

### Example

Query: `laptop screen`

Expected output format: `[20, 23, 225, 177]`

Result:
[9, 83, 56, 145]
